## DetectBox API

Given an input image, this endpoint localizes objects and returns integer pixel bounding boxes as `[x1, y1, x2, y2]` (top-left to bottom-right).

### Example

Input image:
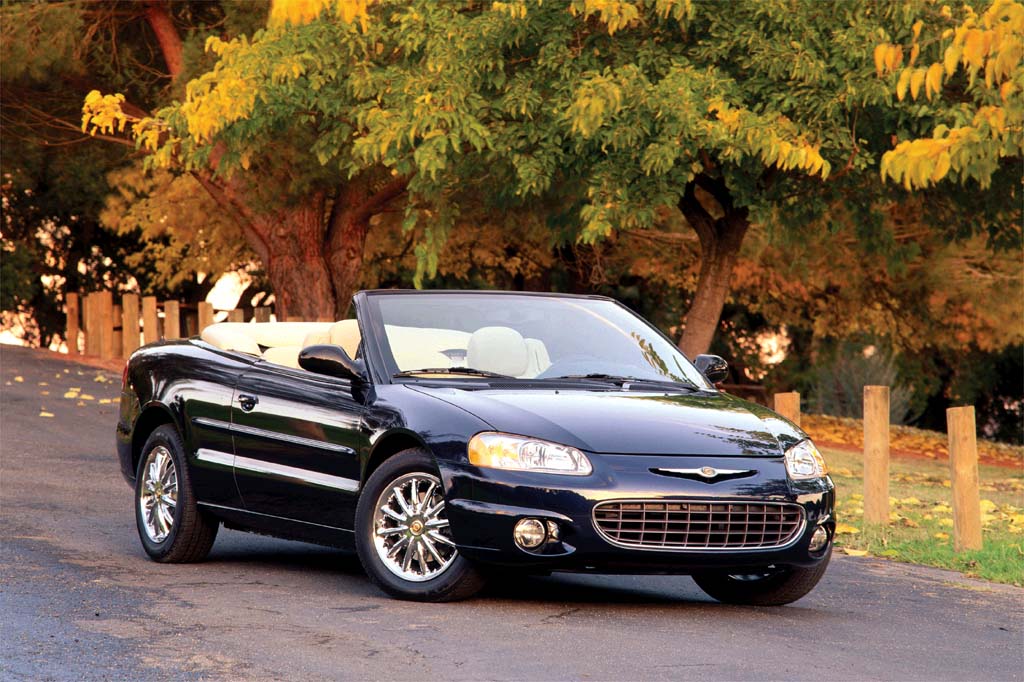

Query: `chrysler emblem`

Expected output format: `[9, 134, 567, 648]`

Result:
[699, 466, 717, 478]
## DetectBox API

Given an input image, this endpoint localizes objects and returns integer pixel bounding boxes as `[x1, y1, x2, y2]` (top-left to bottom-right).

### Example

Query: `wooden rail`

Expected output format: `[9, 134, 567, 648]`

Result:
[65, 290, 274, 360]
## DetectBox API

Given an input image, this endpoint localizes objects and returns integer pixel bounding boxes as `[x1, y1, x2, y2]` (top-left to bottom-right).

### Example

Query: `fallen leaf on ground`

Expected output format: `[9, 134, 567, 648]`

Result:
[933, 532, 949, 540]
[98, 398, 114, 404]
[14, 376, 23, 382]
[844, 548, 869, 556]
[39, 410, 54, 418]
[939, 518, 954, 528]
[836, 523, 860, 534]
[63, 391, 79, 399]
[38, 382, 48, 386]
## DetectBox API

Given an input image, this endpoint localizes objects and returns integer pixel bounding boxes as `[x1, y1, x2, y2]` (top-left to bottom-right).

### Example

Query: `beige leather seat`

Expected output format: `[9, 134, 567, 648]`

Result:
[466, 326, 529, 377]
[200, 325, 261, 355]
[524, 338, 552, 377]
[262, 345, 302, 369]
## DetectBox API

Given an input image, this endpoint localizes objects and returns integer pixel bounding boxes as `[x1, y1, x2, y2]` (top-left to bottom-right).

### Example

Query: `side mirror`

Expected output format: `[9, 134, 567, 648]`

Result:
[694, 354, 729, 384]
[299, 344, 367, 382]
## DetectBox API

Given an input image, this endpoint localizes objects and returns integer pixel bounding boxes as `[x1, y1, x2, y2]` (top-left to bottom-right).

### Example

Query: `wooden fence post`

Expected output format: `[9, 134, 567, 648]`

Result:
[863, 385, 890, 525]
[198, 301, 215, 333]
[97, 291, 115, 360]
[82, 294, 96, 355]
[66, 292, 80, 355]
[163, 300, 180, 339]
[122, 294, 140, 357]
[253, 306, 271, 323]
[774, 392, 801, 426]
[947, 406, 982, 551]
[227, 308, 245, 322]
[142, 296, 159, 345]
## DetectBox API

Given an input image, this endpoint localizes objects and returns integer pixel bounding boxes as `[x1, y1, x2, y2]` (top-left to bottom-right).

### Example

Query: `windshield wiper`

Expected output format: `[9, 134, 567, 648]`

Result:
[544, 373, 698, 390]
[393, 367, 514, 379]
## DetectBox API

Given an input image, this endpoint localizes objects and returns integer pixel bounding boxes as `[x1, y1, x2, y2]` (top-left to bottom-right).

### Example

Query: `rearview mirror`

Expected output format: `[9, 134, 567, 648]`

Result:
[694, 354, 729, 384]
[299, 344, 366, 382]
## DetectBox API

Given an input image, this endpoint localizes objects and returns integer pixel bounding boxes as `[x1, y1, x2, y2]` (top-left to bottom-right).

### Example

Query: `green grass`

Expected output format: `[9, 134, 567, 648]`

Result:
[822, 446, 1024, 586]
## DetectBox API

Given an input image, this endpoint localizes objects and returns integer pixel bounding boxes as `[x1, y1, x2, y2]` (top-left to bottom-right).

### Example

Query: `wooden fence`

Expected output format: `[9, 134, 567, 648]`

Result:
[65, 291, 272, 360]
[772, 390, 983, 553]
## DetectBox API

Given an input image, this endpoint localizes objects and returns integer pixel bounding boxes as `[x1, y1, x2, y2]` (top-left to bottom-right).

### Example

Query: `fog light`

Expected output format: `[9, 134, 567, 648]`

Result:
[809, 525, 829, 552]
[545, 520, 560, 542]
[514, 518, 547, 549]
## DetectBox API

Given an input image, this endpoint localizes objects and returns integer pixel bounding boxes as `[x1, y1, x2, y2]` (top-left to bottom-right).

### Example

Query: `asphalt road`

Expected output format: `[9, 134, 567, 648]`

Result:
[2, 344, 1022, 681]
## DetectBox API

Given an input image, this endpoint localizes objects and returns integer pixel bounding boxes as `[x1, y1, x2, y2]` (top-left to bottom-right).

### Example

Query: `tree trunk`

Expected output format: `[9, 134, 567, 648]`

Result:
[677, 181, 750, 359]
[325, 174, 409, 319]
[257, 198, 336, 320]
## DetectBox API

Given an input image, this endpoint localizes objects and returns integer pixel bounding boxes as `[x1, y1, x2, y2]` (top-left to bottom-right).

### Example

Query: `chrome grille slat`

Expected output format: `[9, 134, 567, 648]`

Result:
[593, 500, 805, 551]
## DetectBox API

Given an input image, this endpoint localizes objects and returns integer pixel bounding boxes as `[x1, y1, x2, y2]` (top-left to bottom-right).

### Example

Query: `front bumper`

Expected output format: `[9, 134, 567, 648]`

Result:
[439, 453, 834, 574]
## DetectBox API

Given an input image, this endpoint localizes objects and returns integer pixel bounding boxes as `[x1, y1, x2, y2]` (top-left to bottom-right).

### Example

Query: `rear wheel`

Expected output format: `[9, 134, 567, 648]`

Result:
[135, 425, 218, 562]
[355, 448, 485, 602]
[693, 549, 831, 606]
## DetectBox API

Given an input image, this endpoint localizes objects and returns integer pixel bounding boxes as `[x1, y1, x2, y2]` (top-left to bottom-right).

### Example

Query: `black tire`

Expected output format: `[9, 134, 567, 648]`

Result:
[355, 448, 486, 602]
[693, 549, 831, 606]
[134, 424, 218, 563]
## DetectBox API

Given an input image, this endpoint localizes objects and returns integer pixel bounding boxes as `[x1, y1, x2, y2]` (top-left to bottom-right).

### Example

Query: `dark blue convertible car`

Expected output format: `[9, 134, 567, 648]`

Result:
[116, 290, 834, 603]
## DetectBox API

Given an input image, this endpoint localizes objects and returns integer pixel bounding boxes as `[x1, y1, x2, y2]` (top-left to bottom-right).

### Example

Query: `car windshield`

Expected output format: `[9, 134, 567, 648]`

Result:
[366, 292, 710, 388]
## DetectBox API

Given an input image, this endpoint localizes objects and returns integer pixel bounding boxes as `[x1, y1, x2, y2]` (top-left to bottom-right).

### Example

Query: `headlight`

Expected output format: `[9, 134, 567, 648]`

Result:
[784, 440, 828, 480]
[468, 432, 593, 476]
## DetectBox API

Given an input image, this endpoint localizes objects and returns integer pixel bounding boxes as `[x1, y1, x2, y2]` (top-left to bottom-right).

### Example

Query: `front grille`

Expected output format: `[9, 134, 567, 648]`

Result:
[593, 500, 805, 551]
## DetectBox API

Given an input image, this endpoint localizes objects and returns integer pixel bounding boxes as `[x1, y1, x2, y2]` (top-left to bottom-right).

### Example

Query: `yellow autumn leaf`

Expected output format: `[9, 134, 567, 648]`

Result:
[898, 497, 923, 506]
[63, 391, 79, 399]
[931, 152, 951, 181]
[886, 44, 904, 73]
[14, 376, 23, 383]
[896, 67, 912, 101]
[909, 43, 921, 66]
[980, 499, 998, 513]
[944, 44, 962, 76]
[910, 68, 926, 100]
[98, 398, 114, 405]
[844, 548, 869, 557]
[925, 63, 944, 100]
[933, 532, 949, 540]
[939, 518, 954, 527]
[79, 394, 95, 401]
[874, 43, 888, 76]
[836, 523, 860, 535]
[912, 19, 923, 41]
[39, 410, 54, 418]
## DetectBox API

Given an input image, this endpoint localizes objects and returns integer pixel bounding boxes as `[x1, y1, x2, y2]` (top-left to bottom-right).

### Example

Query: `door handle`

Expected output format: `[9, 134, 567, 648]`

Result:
[238, 394, 259, 412]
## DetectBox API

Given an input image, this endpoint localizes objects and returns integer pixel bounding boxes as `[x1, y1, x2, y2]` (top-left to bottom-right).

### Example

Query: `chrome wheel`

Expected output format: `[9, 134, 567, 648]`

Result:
[372, 472, 457, 582]
[138, 445, 178, 543]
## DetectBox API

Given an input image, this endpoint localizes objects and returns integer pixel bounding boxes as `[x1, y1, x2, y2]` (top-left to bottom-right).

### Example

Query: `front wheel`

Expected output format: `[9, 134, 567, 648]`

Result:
[692, 549, 831, 606]
[355, 448, 485, 602]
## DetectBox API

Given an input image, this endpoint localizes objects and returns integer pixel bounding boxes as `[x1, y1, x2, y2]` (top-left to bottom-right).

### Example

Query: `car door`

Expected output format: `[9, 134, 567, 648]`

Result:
[230, 360, 369, 529]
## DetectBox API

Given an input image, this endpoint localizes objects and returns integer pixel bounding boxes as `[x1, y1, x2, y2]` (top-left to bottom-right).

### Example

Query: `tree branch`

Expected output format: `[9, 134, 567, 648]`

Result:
[143, 1, 184, 79]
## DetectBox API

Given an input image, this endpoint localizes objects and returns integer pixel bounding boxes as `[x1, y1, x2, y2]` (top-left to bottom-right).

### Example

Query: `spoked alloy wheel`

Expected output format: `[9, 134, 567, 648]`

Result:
[372, 472, 457, 582]
[355, 448, 486, 602]
[138, 445, 178, 543]
[134, 424, 218, 563]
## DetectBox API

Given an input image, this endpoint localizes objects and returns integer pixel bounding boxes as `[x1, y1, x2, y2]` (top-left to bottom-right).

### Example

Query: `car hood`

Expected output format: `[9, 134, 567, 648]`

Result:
[408, 386, 803, 457]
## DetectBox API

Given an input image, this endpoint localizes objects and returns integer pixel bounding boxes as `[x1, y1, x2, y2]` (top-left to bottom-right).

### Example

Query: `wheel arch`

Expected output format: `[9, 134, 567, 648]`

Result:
[131, 403, 179, 477]
[363, 429, 432, 485]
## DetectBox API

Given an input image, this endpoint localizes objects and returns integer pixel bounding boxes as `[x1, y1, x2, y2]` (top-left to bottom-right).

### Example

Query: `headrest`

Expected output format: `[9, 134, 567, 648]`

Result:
[328, 320, 361, 358]
[466, 326, 529, 377]
[302, 330, 331, 347]
[200, 325, 261, 355]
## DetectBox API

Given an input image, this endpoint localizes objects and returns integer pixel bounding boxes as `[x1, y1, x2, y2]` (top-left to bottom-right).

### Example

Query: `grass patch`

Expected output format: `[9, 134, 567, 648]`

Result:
[822, 446, 1024, 586]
